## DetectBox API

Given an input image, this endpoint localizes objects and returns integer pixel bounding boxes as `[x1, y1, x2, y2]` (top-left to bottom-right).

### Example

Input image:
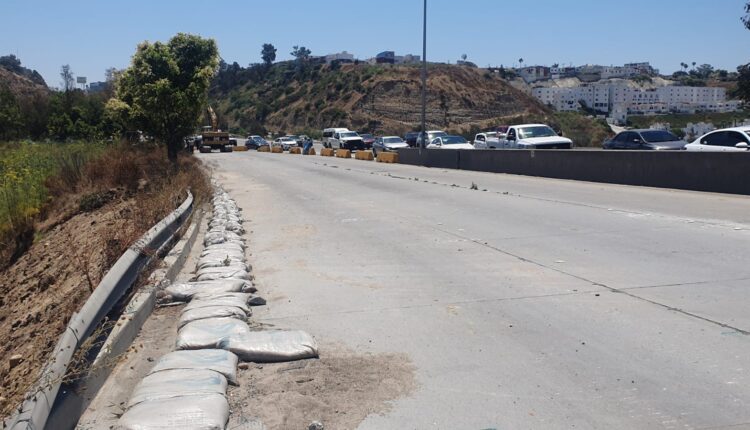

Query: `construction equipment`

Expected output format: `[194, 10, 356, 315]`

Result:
[197, 106, 234, 153]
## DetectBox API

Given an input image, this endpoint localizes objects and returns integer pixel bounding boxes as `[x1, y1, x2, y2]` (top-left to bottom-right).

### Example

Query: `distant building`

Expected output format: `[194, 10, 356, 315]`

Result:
[324, 51, 354, 64]
[396, 54, 420, 64]
[533, 81, 740, 122]
[88, 81, 107, 93]
[517, 66, 550, 83]
[376, 51, 395, 64]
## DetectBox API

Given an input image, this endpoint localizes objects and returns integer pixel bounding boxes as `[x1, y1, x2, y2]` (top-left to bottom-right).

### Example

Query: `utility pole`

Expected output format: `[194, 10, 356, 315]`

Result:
[420, 0, 428, 153]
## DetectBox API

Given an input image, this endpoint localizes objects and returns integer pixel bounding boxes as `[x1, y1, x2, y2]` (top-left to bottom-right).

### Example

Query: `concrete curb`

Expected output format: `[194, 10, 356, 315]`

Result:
[6, 191, 195, 430]
[46, 207, 205, 429]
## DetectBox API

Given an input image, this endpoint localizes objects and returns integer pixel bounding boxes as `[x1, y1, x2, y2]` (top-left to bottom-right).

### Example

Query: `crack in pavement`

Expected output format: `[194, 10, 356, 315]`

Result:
[620, 276, 750, 291]
[427, 225, 750, 336]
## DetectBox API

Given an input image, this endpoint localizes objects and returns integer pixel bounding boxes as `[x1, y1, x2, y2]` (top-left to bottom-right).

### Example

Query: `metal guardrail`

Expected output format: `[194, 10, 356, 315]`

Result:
[4, 191, 194, 430]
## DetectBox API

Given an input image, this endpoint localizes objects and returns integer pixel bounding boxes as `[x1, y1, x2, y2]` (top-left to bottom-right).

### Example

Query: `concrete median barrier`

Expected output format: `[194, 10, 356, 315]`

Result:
[257, 145, 270, 152]
[335, 149, 352, 159]
[396, 148, 750, 195]
[355, 151, 374, 161]
[289, 147, 302, 154]
[271, 146, 283, 153]
[377, 152, 399, 163]
[303, 148, 316, 156]
[232, 146, 248, 152]
[320, 148, 335, 157]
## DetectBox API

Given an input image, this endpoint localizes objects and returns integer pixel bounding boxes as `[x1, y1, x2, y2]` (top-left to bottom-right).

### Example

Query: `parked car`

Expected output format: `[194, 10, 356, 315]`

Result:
[427, 135, 475, 150]
[404, 132, 419, 147]
[245, 135, 268, 149]
[473, 132, 504, 149]
[500, 124, 573, 149]
[373, 136, 409, 155]
[359, 133, 376, 149]
[322, 127, 350, 148]
[285, 135, 304, 147]
[603, 129, 686, 150]
[684, 127, 750, 152]
[416, 130, 448, 147]
[273, 136, 297, 151]
[329, 130, 365, 150]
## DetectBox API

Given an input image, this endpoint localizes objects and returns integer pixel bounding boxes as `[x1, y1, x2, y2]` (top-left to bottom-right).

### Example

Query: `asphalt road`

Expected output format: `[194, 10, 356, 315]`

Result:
[205, 150, 750, 430]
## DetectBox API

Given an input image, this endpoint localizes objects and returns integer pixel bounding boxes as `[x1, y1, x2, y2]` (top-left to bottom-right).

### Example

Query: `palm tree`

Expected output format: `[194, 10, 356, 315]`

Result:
[518, 58, 524, 68]
[691, 61, 696, 70]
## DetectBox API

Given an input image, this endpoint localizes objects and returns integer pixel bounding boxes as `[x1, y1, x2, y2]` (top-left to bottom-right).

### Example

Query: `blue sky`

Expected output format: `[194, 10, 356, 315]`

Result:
[2, 0, 749, 87]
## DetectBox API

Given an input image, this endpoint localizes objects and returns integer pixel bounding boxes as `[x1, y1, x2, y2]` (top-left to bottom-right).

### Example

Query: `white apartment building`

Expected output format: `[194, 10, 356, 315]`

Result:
[533, 82, 611, 113]
[533, 82, 739, 118]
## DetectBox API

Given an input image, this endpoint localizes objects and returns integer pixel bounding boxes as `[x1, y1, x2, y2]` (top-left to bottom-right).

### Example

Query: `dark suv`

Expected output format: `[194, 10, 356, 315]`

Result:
[405, 132, 419, 147]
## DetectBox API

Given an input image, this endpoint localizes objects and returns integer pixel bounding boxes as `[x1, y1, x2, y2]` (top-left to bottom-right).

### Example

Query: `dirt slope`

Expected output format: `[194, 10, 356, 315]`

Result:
[0, 197, 137, 418]
[212, 64, 551, 136]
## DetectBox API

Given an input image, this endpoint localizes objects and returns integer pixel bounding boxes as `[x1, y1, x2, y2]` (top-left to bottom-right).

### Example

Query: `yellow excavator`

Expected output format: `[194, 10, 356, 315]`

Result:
[197, 106, 234, 153]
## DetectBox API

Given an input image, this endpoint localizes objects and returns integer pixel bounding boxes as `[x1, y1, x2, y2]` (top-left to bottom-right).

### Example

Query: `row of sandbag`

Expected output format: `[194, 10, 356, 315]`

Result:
[117, 190, 250, 429]
[117, 188, 317, 429]
[117, 349, 238, 429]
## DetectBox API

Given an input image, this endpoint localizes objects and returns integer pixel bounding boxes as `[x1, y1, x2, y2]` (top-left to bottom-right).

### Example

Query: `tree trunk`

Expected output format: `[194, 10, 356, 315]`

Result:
[167, 138, 180, 164]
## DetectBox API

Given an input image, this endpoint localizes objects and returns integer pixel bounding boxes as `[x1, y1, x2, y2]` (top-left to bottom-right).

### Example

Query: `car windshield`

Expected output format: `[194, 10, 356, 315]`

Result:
[281, 137, 294, 142]
[641, 130, 679, 143]
[517, 126, 558, 139]
[383, 137, 404, 144]
[428, 131, 447, 139]
[484, 132, 498, 138]
[340, 132, 358, 138]
[442, 136, 468, 145]
[360, 134, 373, 139]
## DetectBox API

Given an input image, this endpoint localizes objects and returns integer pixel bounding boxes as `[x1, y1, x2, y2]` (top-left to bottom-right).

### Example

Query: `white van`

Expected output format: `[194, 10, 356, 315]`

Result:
[322, 128, 350, 148]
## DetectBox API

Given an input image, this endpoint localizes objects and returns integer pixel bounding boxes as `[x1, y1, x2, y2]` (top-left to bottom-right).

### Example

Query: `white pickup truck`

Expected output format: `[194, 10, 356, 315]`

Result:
[500, 124, 573, 149]
[473, 132, 504, 149]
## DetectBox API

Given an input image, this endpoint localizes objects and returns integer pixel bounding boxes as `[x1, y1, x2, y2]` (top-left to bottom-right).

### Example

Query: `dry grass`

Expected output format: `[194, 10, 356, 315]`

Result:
[0, 143, 210, 419]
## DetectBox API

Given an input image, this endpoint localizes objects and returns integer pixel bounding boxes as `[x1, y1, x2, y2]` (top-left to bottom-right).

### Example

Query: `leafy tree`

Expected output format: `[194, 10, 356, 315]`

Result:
[695, 64, 714, 79]
[0, 84, 22, 140]
[111, 33, 219, 161]
[735, 63, 750, 103]
[261, 43, 277, 66]
[291, 45, 311, 62]
[743, 1, 750, 29]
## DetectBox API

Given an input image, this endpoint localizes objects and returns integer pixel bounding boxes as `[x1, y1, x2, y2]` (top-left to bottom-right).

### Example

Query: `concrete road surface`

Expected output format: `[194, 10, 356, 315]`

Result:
[205, 150, 750, 430]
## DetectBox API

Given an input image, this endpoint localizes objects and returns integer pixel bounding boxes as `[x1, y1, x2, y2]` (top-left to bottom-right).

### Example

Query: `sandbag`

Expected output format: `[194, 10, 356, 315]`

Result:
[227, 330, 319, 363]
[116, 393, 229, 430]
[195, 258, 248, 271]
[176, 317, 251, 351]
[149, 349, 238, 385]
[179, 305, 248, 329]
[203, 242, 244, 253]
[162, 280, 247, 302]
[194, 268, 250, 282]
[185, 293, 252, 313]
[200, 250, 245, 261]
[127, 368, 228, 408]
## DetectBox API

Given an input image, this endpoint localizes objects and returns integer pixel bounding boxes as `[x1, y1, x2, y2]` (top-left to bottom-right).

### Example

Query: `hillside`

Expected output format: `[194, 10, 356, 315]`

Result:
[0, 61, 48, 98]
[210, 63, 553, 137]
